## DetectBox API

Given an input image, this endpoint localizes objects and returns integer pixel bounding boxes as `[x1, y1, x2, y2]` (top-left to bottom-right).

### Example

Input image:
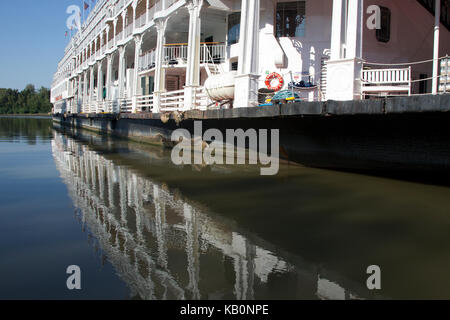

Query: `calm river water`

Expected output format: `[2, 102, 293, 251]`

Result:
[2, 116, 450, 300]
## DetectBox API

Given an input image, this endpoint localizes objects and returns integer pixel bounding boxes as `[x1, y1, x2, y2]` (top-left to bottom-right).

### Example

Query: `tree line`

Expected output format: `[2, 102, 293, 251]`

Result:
[0, 84, 52, 114]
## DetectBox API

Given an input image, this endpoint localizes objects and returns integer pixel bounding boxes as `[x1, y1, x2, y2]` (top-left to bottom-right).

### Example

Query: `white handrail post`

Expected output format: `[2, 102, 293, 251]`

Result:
[432, 0, 441, 95]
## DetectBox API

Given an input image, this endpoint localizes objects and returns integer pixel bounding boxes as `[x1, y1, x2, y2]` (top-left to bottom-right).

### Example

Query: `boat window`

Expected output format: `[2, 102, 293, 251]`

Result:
[228, 12, 241, 46]
[376, 6, 391, 43]
[276, 1, 306, 38]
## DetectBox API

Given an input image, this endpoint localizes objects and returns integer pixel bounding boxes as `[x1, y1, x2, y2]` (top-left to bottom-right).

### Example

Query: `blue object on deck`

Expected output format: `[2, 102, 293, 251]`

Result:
[271, 90, 302, 102]
[259, 103, 273, 107]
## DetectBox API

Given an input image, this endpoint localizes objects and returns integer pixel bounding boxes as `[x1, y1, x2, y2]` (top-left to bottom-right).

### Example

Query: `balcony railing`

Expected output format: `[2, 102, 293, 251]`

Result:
[125, 23, 133, 38]
[200, 43, 226, 64]
[116, 31, 123, 42]
[163, 43, 226, 65]
[135, 13, 146, 29]
[139, 50, 156, 72]
[164, 44, 188, 64]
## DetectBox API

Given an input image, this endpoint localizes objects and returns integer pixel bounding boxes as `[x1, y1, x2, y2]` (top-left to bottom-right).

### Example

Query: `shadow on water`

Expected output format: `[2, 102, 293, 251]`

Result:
[52, 123, 450, 300]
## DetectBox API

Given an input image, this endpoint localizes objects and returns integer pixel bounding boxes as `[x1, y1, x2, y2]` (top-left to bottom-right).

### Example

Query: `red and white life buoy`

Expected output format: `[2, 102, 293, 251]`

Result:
[265, 73, 284, 91]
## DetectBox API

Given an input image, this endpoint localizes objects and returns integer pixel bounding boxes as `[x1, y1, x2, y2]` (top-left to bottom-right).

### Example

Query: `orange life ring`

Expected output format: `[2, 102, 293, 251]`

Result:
[265, 73, 284, 91]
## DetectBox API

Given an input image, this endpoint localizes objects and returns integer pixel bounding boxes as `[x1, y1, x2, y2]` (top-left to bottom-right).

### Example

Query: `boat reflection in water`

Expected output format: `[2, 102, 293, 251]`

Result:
[51, 130, 368, 300]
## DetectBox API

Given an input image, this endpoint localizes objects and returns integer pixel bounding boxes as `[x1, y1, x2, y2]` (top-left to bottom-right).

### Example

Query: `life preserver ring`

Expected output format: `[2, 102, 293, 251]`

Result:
[265, 73, 284, 91]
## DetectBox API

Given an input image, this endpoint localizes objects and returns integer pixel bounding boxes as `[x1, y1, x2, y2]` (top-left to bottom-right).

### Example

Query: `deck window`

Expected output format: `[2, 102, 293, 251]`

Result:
[376, 6, 391, 43]
[276, 1, 306, 38]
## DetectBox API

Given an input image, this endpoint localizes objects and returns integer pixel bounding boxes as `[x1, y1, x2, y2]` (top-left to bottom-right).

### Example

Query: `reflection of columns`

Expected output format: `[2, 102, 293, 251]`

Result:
[132, 34, 143, 113]
[153, 18, 167, 113]
[154, 185, 168, 269]
[232, 233, 256, 300]
[184, 204, 200, 299]
[432, 0, 441, 95]
[234, 0, 260, 108]
[118, 45, 126, 99]
[184, 0, 203, 110]
[119, 167, 128, 226]
[326, 0, 363, 101]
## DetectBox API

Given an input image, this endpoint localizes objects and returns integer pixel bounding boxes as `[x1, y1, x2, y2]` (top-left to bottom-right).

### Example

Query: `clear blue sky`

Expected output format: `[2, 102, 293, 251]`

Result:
[0, 0, 93, 90]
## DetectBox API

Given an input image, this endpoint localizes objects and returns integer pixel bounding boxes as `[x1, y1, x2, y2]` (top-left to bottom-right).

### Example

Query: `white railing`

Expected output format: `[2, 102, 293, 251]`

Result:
[200, 43, 226, 64]
[116, 31, 123, 42]
[162, 43, 226, 65]
[139, 50, 156, 72]
[136, 94, 154, 112]
[104, 100, 119, 113]
[125, 23, 133, 38]
[440, 57, 450, 93]
[160, 89, 185, 110]
[164, 45, 188, 64]
[361, 67, 411, 96]
[119, 98, 133, 113]
[135, 13, 146, 29]
[194, 87, 213, 110]
[114, 0, 125, 16]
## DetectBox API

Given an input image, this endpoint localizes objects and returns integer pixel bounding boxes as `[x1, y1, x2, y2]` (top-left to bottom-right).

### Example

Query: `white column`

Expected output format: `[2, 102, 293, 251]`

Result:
[89, 66, 95, 112]
[97, 61, 103, 105]
[154, 18, 167, 113]
[113, 18, 118, 47]
[432, 0, 441, 95]
[77, 75, 82, 113]
[118, 45, 126, 99]
[83, 71, 88, 111]
[106, 54, 113, 101]
[132, 34, 143, 113]
[146, 0, 150, 24]
[330, 0, 344, 60]
[184, 0, 203, 110]
[346, 0, 363, 59]
[326, 0, 364, 101]
[133, 1, 137, 31]
[234, 0, 260, 108]
[106, 25, 110, 49]
[122, 11, 127, 39]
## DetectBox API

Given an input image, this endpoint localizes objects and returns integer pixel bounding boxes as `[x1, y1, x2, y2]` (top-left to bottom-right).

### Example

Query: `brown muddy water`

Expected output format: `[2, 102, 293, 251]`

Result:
[1, 117, 450, 299]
